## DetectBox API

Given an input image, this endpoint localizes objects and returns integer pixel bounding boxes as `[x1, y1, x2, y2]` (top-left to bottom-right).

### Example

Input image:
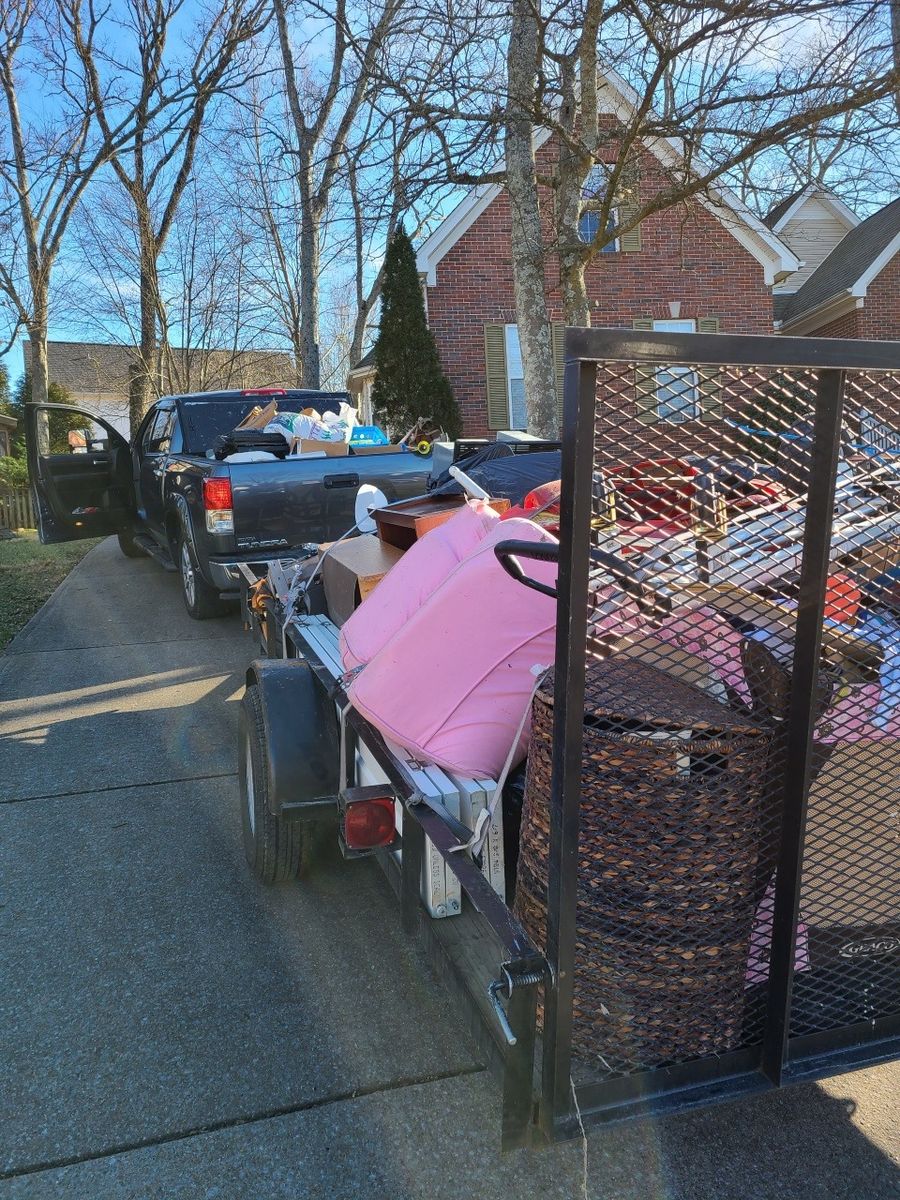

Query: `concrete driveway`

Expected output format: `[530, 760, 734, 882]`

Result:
[0, 537, 897, 1199]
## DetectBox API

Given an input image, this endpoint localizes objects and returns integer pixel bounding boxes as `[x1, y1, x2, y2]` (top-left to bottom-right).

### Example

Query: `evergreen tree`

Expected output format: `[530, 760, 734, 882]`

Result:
[4, 373, 76, 460]
[371, 225, 461, 440]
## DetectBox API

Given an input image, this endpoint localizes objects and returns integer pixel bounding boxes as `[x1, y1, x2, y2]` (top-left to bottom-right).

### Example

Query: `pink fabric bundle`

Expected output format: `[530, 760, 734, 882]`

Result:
[340, 499, 499, 671]
[348, 519, 559, 777]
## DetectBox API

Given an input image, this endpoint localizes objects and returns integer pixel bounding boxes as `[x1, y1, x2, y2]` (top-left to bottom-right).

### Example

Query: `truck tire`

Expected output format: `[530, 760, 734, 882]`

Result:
[117, 529, 146, 558]
[239, 683, 306, 882]
[178, 532, 228, 620]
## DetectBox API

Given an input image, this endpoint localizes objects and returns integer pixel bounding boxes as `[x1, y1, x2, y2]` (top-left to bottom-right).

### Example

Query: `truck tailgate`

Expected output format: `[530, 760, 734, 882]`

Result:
[229, 452, 429, 551]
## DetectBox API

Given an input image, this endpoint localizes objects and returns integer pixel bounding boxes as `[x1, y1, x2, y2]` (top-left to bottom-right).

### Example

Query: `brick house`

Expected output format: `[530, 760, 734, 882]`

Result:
[349, 78, 799, 438]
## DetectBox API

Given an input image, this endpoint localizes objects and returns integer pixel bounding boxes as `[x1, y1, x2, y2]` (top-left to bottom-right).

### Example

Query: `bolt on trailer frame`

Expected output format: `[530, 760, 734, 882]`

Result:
[538, 328, 900, 1141]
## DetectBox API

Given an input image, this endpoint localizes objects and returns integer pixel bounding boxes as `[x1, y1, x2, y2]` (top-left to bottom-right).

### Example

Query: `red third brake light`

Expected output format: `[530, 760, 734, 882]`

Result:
[344, 797, 396, 850]
[241, 388, 286, 396]
[203, 477, 233, 511]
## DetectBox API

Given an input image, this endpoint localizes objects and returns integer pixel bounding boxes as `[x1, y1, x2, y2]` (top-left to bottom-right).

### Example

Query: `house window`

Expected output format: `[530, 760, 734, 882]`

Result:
[578, 166, 617, 251]
[653, 319, 699, 422]
[504, 325, 527, 429]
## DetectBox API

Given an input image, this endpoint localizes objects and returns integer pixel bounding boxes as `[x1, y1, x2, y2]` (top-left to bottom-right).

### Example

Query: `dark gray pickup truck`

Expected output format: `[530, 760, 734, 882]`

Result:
[26, 389, 430, 618]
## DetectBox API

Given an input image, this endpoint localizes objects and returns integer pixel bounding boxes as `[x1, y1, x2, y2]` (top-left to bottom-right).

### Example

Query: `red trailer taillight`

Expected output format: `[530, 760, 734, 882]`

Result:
[343, 796, 396, 850]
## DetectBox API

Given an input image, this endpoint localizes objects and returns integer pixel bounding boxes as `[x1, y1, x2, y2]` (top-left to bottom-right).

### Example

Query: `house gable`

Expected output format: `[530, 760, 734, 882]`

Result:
[769, 187, 860, 295]
[418, 75, 798, 288]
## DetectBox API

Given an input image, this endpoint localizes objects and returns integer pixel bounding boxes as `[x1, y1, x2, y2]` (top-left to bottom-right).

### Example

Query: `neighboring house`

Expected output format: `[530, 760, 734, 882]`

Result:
[771, 194, 900, 446]
[22, 341, 297, 436]
[766, 185, 860, 300]
[347, 347, 376, 426]
[772, 195, 900, 340]
[351, 78, 798, 438]
[0, 412, 15, 457]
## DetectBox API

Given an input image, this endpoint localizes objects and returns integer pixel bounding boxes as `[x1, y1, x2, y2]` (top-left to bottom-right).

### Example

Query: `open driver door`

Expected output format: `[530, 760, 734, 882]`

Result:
[26, 404, 135, 544]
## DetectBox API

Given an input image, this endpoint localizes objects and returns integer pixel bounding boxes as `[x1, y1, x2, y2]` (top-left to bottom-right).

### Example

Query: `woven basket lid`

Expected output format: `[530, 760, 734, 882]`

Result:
[540, 656, 764, 737]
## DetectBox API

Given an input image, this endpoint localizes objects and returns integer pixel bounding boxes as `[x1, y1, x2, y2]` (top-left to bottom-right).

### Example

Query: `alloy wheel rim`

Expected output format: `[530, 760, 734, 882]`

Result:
[181, 542, 195, 609]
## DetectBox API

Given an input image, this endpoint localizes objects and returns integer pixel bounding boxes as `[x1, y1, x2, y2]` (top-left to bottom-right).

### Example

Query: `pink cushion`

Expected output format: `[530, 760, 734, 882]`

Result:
[340, 500, 499, 671]
[349, 520, 643, 778]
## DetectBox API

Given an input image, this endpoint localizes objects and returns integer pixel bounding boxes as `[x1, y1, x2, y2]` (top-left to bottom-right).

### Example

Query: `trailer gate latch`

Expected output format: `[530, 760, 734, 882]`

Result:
[487, 965, 544, 1047]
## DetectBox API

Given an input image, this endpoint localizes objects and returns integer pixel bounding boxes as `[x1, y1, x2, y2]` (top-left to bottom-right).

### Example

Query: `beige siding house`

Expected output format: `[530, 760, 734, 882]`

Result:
[766, 186, 860, 298]
[23, 341, 297, 436]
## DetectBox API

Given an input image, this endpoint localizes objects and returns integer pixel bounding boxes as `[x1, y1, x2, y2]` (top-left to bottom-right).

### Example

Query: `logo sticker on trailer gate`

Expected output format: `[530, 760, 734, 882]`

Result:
[838, 936, 900, 959]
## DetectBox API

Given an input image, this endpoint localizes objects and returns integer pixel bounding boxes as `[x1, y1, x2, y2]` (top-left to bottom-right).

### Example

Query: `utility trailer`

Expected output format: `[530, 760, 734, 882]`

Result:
[236, 329, 900, 1151]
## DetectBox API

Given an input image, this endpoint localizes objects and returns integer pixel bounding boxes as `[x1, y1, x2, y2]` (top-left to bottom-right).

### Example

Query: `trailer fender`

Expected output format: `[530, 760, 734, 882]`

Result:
[244, 658, 340, 818]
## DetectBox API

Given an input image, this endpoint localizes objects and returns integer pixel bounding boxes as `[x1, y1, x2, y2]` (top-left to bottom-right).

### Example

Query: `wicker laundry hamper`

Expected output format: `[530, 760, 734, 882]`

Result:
[514, 656, 773, 1072]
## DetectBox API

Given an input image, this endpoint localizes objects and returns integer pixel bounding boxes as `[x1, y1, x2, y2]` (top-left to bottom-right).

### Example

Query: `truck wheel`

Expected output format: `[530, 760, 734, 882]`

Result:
[239, 683, 306, 883]
[117, 530, 145, 558]
[178, 533, 228, 620]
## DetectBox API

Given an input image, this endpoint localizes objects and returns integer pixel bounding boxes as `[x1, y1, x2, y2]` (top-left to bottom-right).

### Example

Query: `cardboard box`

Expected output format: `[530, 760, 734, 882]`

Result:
[237, 399, 277, 430]
[374, 495, 510, 550]
[322, 535, 404, 625]
[288, 437, 350, 457]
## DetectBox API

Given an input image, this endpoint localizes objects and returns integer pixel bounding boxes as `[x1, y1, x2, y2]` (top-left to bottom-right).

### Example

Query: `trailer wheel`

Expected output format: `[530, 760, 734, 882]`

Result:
[239, 683, 306, 882]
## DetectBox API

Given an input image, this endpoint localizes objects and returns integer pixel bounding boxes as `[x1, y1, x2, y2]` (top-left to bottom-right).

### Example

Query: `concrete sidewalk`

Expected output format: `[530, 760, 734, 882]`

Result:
[1, 538, 897, 1199]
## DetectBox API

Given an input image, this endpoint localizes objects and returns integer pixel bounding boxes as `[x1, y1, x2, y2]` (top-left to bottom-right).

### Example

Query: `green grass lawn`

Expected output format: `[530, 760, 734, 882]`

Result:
[0, 531, 101, 649]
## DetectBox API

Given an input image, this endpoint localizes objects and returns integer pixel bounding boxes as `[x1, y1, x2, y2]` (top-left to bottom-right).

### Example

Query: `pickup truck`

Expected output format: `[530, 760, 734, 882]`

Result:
[26, 389, 430, 619]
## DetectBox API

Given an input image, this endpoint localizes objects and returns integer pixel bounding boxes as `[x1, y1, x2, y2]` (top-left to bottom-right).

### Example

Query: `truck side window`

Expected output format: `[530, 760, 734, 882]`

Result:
[144, 408, 174, 455]
[168, 412, 184, 455]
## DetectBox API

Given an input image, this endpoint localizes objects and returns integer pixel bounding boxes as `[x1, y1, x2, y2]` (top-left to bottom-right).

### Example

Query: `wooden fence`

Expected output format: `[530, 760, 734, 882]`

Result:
[0, 487, 35, 531]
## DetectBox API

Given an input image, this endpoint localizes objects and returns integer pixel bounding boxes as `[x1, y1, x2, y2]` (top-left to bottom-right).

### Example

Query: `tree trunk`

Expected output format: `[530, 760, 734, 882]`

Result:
[131, 258, 158, 432]
[27, 307, 49, 407]
[298, 145, 321, 389]
[560, 257, 591, 326]
[505, 0, 558, 438]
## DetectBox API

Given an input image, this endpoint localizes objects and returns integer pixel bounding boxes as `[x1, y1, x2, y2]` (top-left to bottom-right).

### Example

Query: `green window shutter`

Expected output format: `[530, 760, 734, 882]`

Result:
[551, 322, 566, 431]
[618, 205, 642, 253]
[632, 318, 657, 423]
[697, 317, 722, 419]
[484, 323, 509, 430]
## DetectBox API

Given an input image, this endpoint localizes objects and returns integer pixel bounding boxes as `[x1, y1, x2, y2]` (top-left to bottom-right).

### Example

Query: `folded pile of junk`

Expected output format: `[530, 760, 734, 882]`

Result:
[241, 412, 900, 1078]
[212, 400, 449, 463]
[212, 396, 405, 461]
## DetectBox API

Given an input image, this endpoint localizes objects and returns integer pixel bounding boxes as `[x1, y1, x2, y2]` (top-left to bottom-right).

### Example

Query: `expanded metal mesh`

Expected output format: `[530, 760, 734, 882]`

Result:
[541, 350, 898, 1081]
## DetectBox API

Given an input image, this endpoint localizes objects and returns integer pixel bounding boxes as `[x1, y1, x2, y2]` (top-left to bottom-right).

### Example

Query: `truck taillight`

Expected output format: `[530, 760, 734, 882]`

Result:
[203, 477, 233, 534]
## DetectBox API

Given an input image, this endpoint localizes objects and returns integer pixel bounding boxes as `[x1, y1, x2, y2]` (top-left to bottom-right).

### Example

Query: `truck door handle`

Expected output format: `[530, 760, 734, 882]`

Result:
[323, 473, 360, 489]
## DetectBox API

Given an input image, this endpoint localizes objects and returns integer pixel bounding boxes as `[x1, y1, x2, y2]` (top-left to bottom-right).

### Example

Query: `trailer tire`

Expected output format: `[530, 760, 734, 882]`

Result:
[239, 683, 306, 882]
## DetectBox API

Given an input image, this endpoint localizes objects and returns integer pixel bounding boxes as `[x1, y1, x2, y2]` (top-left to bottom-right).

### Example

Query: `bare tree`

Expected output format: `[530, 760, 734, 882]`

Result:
[493, 0, 897, 431]
[0, 0, 130, 404]
[505, 0, 557, 437]
[66, 0, 271, 428]
[273, 0, 405, 389]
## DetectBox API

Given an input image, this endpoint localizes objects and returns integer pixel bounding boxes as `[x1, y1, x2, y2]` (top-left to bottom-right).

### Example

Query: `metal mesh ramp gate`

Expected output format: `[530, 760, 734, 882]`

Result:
[528, 329, 900, 1137]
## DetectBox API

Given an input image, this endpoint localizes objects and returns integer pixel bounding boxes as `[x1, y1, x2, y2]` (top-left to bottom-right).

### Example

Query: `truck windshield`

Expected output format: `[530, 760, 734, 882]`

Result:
[178, 395, 345, 455]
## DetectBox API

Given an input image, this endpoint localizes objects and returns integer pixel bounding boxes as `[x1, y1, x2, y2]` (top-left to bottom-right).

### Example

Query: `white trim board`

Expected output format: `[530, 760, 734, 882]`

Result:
[769, 185, 859, 234]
